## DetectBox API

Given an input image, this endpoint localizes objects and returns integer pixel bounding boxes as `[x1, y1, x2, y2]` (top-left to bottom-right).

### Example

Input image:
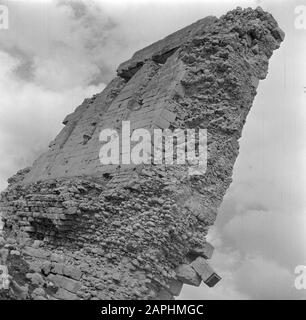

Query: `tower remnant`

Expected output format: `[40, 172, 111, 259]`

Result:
[0, 7, 284, 300]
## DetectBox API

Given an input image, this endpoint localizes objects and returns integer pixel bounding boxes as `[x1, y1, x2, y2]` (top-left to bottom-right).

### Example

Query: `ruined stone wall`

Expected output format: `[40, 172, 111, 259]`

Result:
[0, 7, 284, 300]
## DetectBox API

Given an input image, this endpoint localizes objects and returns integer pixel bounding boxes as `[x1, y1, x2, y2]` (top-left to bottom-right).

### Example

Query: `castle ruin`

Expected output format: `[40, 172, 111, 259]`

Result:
[0, 7, 284, 300]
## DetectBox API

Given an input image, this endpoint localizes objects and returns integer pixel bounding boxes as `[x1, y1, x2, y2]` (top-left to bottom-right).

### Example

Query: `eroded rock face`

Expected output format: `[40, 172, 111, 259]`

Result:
[0, 7, 284, 300]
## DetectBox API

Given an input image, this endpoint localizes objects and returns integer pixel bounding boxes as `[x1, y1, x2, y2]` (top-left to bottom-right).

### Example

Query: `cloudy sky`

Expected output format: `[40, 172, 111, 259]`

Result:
[0, 0, 305, 299]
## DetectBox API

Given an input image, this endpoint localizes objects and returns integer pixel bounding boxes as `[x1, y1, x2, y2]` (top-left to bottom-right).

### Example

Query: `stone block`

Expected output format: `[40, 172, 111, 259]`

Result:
[50, 253, 65, 263]
[51, 263, 64, 275]
[191, 257, 221, 287]
[47, 274, 81, 293]
[175, 264, 201, 286]
[23, 246, 50, 259]
[168, 279, 183, 296]
[189, 242, 214, 259]
[54, 288, 79, 300]
[156, 287, 174, 300]
[63, 265, 82, 280]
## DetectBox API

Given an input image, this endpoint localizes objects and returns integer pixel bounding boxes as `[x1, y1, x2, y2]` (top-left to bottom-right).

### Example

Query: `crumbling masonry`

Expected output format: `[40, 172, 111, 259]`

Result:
[0, 7, 284, 300]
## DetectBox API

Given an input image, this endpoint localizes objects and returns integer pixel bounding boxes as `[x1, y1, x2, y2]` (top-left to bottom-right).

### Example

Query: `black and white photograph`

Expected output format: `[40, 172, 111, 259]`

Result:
[0, 0, 305, 314]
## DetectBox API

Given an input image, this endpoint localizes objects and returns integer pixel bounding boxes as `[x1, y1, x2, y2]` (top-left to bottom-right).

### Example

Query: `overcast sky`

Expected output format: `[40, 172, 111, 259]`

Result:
[0, 0, 305, 299]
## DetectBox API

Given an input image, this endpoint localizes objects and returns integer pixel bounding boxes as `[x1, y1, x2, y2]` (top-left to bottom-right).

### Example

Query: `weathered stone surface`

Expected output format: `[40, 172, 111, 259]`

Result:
[32, 287, 45, 298]
[189, 242, 214, 260]
[63, 266, 82, 281]
[26, 272, 44, 286]
[54, 288, 79, 300]
[0, 7, 284, 300]
[191, 256, 221, 287]
[168, 279, 184, 296]
[47, 274, 82, 293]
[23, 247, 50, 259]
[155, 287, 175, 300]
[50, 253, 65, 263]
[175, 264, 202, 286]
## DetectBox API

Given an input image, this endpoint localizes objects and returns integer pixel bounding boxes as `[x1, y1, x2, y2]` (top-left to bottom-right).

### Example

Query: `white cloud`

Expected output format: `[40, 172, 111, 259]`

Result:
[0, 50, 105, 190]
[222, 209, 306, 266]
[233, 255, 303, 300]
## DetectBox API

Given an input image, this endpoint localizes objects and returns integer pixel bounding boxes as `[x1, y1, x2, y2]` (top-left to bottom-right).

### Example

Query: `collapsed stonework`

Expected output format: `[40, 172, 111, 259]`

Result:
[0, 7, 284, 300]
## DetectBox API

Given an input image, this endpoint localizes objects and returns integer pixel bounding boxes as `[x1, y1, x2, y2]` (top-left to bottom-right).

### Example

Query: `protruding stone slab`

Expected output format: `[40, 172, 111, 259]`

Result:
[175, 264, 201, 286]
[189, 242, 214, 259]
[155, 288, 175, 300]
[168, 279, 184, 296]
[54, 288, 80, 300]
[191, 257, 221, 287]
[23, 247, 50, 259]
[47, 274, 81, 293]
